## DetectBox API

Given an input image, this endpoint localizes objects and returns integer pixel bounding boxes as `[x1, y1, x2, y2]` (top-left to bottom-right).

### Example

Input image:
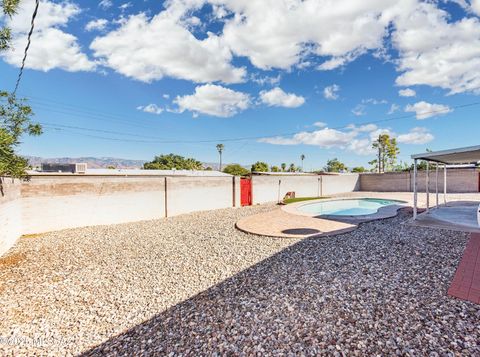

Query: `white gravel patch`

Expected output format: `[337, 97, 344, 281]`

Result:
[1, 206, 479, 355]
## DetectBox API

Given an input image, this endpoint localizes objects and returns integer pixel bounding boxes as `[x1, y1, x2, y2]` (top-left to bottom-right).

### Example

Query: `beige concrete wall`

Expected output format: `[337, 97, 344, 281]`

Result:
[0, 179, 22, 256]
[21, 176, 167, 235]
[0, 175, 240, 248]
[360, 169, 479, 193]
[166, 176, 238, 216]
[321, 174, 360, 196]
[251, 174, 360, 204]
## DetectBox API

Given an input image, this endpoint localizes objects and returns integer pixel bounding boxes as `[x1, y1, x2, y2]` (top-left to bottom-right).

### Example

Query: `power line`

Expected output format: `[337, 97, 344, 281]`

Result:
[39, 122, 169, 140]
[13, 0, 40, 95]
[26, 95, 158, 127]
[32, 103, 157, 130]
[38, 100, 480, 144]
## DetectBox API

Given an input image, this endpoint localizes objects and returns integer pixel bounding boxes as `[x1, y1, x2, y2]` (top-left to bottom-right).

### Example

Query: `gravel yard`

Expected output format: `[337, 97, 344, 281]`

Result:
[0, 205, 479, 355]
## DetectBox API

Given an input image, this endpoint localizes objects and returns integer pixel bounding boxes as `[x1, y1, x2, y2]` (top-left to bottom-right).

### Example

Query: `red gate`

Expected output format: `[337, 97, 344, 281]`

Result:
[240, 178, 252, 206]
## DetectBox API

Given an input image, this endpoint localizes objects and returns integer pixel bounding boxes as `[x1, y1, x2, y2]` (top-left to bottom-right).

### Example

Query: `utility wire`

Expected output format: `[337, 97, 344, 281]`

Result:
[13, 0, 40, 95]
[39, 122, 169, 140]
[37, 100, 480, 144]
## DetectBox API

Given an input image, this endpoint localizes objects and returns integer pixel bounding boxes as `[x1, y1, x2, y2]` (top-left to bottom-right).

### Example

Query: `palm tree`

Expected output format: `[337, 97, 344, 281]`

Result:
[216, 144, 224, 171]
[300, 154, 305, 171]
[281, 163, 286, 172]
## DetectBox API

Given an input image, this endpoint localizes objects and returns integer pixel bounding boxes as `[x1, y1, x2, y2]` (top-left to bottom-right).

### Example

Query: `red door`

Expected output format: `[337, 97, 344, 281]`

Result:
[240, 178, 252, 206]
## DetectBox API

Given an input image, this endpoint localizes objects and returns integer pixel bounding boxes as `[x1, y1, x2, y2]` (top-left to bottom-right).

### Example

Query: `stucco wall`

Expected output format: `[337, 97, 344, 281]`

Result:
[21, 176, 168, 235]
[251, 174, 360, 204]
[166, 176, 238, 216]
[321, 174, 360, 196]
[0, 179, 22, 257]
[359, 169, 479, 193]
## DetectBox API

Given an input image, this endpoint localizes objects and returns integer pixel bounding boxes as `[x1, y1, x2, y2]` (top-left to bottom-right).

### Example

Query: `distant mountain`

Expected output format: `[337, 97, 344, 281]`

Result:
[25, 156, 147, 169]
[24, 156, 249, 171]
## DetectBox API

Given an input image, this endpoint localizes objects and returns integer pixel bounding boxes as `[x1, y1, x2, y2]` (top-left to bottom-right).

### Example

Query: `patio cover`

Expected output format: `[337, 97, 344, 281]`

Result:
[412, 145, 480, 165]
[410, 145, 480, 219]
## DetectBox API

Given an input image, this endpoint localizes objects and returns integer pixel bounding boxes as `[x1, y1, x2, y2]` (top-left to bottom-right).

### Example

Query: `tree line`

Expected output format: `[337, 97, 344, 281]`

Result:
[142, 134, 423, 176]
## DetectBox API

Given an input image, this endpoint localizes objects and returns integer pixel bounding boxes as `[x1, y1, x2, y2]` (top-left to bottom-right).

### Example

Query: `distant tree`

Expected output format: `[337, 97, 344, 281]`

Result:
[0, 92, 42, 179]
[300, 154, 305, 171]
[216, 144, 224, 171]
[351, 166, 366, 173]
[324, 158, 347, 173]
[281, 163, 287, 172]
[288, 163, 296, 172]
[205, 166, 213, 171]
[270, 165, 280, 172]
[223, 164, 249, 176]
[251, 161, 269, 172]
[144, 154, 203, 170]
[371, 134, 400, 173]
[406, 149, 432, 171]
[107, 165, 116, 169]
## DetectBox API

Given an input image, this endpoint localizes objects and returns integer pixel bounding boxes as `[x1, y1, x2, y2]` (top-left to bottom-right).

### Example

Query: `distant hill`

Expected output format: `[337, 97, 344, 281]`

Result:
[25, 156, 147, 169]
[24, 156, 248, 171]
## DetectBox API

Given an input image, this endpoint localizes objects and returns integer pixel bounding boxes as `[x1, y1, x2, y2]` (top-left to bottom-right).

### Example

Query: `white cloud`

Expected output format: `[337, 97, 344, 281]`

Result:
[387, 103, 400, 114]
[351, 104, 366, 116]
[397, 127, 434, 145]
[313, 121, 327, 128]
[119, 3, 132, 11]
[2, 0, 95, 72]
[398, 88, 416, 97]
[91, 12, 246, 83]
[348, 138, 376, 155]
[174, 84, 250, 117]
[218, 0, 399, 71]
[393, 2, 480, 94]
[259, 87, 305, 108]
[99, 0, 113, 9]
[405, 101, 453, 120]
[250, 73, 281, 86]
[137, 104, 164, 115]
[85, 19, 108, 32]
[323, 84, 340, 100]
[259, 127, 357, 148]
[472, 0, 480, 15]
[162, 94, 170, 99]
[347, 123, 379, 133]
[259, 121, 430, 153]
[362, 98, 387, 105]
[82, 1, 479, 95]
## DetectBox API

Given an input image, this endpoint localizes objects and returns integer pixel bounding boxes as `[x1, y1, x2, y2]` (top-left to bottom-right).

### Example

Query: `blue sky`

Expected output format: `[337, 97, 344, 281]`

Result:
[1, 0, 480, 170]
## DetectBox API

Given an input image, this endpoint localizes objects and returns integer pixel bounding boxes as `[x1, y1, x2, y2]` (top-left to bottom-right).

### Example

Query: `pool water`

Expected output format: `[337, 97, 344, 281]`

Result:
[298, 198, 404, 216]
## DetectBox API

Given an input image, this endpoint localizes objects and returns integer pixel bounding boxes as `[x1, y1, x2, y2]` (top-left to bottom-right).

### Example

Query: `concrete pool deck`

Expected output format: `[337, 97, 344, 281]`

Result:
[236, 192, 480, 238]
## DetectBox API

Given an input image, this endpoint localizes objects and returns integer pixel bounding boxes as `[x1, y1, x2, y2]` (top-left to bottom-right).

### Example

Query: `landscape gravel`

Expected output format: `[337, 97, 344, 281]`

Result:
[0, 205, 479, 356]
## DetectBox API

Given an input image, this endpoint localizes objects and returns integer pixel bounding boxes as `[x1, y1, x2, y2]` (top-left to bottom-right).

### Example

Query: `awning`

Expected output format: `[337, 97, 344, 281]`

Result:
[411, 145, 480, 165]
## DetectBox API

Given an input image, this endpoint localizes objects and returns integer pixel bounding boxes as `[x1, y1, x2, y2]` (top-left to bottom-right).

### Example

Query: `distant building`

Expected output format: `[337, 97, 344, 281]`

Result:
[40, 163, 87, 174]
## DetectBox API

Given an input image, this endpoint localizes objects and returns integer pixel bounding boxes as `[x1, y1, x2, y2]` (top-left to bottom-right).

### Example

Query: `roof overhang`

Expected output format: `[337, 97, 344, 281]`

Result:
[411, 145, 480, 165]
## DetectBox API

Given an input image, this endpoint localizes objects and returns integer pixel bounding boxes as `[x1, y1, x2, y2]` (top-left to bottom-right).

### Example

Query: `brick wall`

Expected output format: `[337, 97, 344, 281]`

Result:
[359, 168, 479, 193]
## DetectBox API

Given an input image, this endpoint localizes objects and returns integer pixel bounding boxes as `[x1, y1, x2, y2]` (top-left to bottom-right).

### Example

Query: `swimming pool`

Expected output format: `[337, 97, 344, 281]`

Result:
[298, 198, 405, 216]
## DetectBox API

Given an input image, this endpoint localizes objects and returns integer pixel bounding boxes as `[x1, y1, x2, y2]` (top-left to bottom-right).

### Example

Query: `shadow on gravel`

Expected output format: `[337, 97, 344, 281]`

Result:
[80, 212, 478, 356]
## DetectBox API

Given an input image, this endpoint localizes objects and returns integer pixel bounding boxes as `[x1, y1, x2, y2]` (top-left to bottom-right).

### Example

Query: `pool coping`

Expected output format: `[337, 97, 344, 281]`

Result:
[281, 197, 410, 224]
